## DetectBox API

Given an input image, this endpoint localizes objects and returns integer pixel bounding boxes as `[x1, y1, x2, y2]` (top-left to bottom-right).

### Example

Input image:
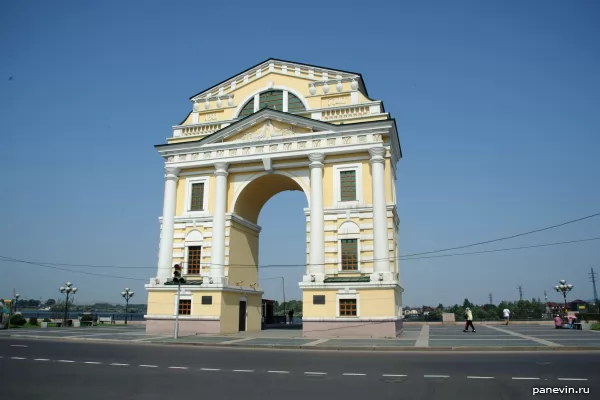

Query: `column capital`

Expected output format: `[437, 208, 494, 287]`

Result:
[308, 153, 325, 168]
[214, 162, 229, 177]
[368, 147, 386, 164]
[165, 167, 181, 180]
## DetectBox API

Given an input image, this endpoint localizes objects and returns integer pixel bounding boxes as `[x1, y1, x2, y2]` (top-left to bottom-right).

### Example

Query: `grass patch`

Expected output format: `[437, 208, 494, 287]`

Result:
[592, 323, 600, 331]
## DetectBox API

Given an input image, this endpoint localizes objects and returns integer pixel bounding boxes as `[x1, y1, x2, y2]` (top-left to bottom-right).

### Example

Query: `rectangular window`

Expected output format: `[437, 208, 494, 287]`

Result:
[187, 246, 201, 274]
[339, 299, 357, 316]
[190, 183, 204, 211]
[179, 299, 191, 315]
[313, 295, 325, 305]
[340, 170, 356, 201]
[201, 296, 212, 305]
[341, 239, 358, 270]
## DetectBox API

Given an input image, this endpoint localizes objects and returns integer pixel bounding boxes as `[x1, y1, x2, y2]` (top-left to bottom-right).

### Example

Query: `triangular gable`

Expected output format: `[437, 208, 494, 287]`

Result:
[198, 108, 336, 145]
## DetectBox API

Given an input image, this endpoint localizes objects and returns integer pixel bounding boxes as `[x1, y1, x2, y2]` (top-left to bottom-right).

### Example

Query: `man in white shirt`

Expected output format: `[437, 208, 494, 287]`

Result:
[503, 308, 510, 325]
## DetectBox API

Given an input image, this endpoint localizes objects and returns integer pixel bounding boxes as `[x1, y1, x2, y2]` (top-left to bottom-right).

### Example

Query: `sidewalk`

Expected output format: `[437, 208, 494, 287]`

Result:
[3, 323, 598, 351]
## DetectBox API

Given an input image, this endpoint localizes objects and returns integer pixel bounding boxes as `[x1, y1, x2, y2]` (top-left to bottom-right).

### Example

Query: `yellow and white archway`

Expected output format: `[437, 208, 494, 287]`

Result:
[146, 59, 403, 338]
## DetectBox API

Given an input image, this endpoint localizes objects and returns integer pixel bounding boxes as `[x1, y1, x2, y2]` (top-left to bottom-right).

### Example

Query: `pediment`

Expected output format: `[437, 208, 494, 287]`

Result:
[198, 108, 335, 145]
[223, 119, 312, 143]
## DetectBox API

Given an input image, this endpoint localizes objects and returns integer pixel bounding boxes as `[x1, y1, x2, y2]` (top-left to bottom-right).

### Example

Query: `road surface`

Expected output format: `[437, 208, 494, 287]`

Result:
[1, 337, 598, 399]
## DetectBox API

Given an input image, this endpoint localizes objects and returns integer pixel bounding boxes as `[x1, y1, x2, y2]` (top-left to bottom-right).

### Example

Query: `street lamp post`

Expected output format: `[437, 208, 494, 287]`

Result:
[59, 282, 77, 325]
[554, 279, 574, 316]
[121, 288, 134, 325]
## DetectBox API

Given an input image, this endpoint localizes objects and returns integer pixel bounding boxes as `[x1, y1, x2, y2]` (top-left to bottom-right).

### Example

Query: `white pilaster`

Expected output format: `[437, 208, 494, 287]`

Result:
[369, 147, 393, 282]
[211, 162, 229, 283]
[157, 167, 180, 284]
[308, 153, 325, 282]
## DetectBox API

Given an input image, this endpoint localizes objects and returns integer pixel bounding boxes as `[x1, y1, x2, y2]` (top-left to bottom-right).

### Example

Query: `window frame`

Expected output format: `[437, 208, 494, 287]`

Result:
[336, 293, 359, 318]
[337, 221, 361, 272]
[185, 245, 202, 275]
[339, 238, 360, 272]
[333, 163, 363, 207]
[174, 294, 193, 316]
[184, 176, 210, 216]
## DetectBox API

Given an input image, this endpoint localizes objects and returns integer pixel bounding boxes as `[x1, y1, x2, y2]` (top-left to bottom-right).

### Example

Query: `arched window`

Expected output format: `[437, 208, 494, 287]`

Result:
[287, 93, 305, 113]
[236, 90, 306, 118]
[239, 99, 254, 118]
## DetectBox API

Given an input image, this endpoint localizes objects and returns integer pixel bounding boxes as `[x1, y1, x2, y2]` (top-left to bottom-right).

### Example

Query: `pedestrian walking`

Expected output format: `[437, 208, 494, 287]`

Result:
[502, 307, 511, 325]
[288, 309, 294, 325]
[463, 307, 476, 332]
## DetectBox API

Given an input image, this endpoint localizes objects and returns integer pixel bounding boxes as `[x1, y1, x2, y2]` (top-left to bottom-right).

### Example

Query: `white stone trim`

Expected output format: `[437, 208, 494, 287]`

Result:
[183, 176, 210, 216]
[302, 316, 401, 322]
[336, 292, 360, 318]
[145, 315, 220, 321]
[332, 163, 364, 208]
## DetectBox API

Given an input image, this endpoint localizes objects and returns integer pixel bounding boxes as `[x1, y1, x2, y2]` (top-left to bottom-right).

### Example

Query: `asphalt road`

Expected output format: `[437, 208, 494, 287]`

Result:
[1, 337, 598, 399]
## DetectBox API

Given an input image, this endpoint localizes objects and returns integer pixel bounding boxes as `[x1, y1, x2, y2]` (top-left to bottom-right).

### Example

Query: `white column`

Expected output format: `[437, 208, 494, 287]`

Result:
[369, 147, 391, 279]
[308, 153, 325, 279]
[157, 166, 180, 284]
[210, 162, 229, 283]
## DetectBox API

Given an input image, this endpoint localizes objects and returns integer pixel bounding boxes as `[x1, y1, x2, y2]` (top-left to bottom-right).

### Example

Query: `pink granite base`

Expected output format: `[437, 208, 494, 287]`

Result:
[302, 319, 403, 338]
[146, 319, 221, 335]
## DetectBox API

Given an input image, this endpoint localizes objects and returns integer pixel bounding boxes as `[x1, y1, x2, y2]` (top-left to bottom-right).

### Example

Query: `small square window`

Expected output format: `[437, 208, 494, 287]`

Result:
[190, 183, 204, 211]
[201, 296, 212, 305]
[339, 299, 357, 316]
[179, 299, 191, 315]
[313, 295, 325, 305]
[340, 170, 356, 201]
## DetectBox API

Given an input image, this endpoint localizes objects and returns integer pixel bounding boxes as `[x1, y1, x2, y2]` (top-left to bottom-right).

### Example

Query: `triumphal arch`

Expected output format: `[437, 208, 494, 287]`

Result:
[145, 59, 403, 337]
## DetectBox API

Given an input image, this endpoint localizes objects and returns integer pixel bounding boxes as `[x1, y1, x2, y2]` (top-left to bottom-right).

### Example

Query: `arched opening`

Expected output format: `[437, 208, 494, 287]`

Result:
[236, 89, 307, 119]
[229, 173, 308, 329]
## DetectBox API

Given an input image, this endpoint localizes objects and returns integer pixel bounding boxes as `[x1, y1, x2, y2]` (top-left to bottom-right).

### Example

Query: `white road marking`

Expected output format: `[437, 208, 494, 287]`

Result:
[84, 361, 102, 364]
[424, 375, 450, 378]
[139, 365, 158, 368]
[343, 373, 366, 376]
[233, 369, 254, 372]
[11, 357, 25, 360]
[305, 372, 327, 375]
[34, 359, 50, 361]
[467, 376, 494, 379]
[268, 370, 290, 374]
[110, 363, 129, 366]
[382, 374, 407, 377]
[58, 360, 75, 363]
[558, 378, 588, 381]
[10, 345, 28, 347]
[169, 366, 188, 370]
[512, 377, 540, 380]
[201, 368, 220, 371]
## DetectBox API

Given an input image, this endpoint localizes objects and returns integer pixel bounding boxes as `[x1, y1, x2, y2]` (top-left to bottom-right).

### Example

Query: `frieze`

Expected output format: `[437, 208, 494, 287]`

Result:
[298, 141, 307, 149]
[358, 135, 366, 143]
[216, 150, 224, 157]
[312, 139, 321, 148]
[269, 144, 278, 152]
[327, 138, 336, 146]
[229, 149, 237, 156]
[203, 152, 212, 160]
[242, 147, 250, 155]
[283, 143, 292, 151]
[342, 136, 351, 145]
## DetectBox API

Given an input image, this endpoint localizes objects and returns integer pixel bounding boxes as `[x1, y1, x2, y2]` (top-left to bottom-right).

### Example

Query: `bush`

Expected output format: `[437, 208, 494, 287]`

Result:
[10, 314, 27, 326]
[81, 314, 93, 322]
[592, 323, 600, 331]
[29, 317, 38, 326]
[43, 318, 51, 322]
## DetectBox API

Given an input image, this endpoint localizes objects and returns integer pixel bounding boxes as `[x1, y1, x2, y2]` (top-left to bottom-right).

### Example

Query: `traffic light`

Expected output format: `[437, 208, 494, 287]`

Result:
[173, 264, 186, 284]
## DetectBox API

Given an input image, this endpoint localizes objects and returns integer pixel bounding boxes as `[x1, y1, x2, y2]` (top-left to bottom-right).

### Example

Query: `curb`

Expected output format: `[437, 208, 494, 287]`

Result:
[148, 341, 600, 352]
[3, 334, 600, 352]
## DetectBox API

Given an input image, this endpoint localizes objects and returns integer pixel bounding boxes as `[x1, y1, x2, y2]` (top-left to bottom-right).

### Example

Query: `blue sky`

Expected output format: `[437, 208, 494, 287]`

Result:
[1, 0, 599, 307]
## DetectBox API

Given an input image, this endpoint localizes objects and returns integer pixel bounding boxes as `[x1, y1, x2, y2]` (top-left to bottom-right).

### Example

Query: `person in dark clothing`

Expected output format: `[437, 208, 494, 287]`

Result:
[288, 310, 294, 325]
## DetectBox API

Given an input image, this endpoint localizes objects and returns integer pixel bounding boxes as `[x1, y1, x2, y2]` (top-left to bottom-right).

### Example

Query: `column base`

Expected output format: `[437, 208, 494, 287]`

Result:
[370, 271, 396, 283]
[302, 318, 403, 338]
[301, 273, 325, 283]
